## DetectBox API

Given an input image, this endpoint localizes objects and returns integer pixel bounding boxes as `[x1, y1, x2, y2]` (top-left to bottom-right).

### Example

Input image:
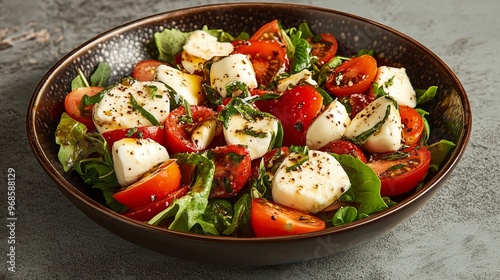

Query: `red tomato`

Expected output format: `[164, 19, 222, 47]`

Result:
[250, 147, 290, 179]
[266, 84, 323, 147]
[307, 33, 338, 65]
[233, 40, 288, 87]
[319, 140, 367, 163]
[339, 93, 375, 119]
[64, 86, 104, 129]
[400, 106, 425, 146]
[250, 198, 326, 237]
[250, 19, 286, 44]
[367, 146, 431, 197]
[113, 160, 181, 210]
[131, 60, 168, 81]
[208, 145, 252, 198]
[325, 54, 378, 97]
[123, 186, 188, 221]
[164, 105, 218, 154]
[101, 126, 166, 149]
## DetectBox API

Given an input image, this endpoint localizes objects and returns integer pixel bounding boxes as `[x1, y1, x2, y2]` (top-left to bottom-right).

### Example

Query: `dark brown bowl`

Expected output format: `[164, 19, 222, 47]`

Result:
[27, 3, 471, 266]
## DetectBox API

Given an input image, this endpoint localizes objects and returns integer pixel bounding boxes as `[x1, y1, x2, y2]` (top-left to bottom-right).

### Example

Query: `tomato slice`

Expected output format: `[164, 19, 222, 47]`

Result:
[233, 40, 288, 87]
[250, 147, 290, 181]
[101, 126, 166, 149]
[208, 145, 252, 198]
[339, 93, 375, 119]
[367, 146, 431, 197]
[164, 105, 219, 154]
[400, 106, 425, 146]
[113, 159, 181, 210]
[123, 186, 188, 221]
[307, 33, 338, 65]
[325, 54, 378, 97]
[64, 86, 104, 129]
[266, 84, 323, 147]
[250, 198, 326, 237]
[319, 140, 367, 163]
[131, 59, 168, 81]
[250, 19, 286, 43]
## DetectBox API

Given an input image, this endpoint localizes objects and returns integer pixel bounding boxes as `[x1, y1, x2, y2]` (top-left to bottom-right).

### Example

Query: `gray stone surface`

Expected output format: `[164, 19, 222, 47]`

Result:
[1, 0, 499, 279]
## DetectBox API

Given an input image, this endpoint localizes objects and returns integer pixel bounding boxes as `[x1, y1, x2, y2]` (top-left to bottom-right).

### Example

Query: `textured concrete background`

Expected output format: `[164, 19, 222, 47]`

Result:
[1, 0, 499, 279]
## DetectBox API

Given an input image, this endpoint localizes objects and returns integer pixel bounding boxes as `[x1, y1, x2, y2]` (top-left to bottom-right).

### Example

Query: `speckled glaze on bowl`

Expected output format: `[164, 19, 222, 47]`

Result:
[27, 3, 471, 266]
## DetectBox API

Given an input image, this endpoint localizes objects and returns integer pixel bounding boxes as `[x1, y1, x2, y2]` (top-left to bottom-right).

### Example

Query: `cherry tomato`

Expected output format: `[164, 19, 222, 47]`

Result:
[319, 140, 367, 163]
[250, 198, 326, 237]
[250, 19, 286, 44]
[250, 147, 290, 179]
[208, 145, 252, 198]
[325, 54, 378, 97]
[307, 33, 338, 65]
[101, 126, 166, 149]
[164, 105, 219, 154]
[64, 86, 104, 129]
[266, 84, 323, 147]
[123, 186, 188, 221]
[367, 146, 431, 197]
[113, 160, 181, 210]
[233, 40, 288, 87]
[131, 60, 168, 81]
[339, 93, 375, 119]
[400, 106, 425, 146]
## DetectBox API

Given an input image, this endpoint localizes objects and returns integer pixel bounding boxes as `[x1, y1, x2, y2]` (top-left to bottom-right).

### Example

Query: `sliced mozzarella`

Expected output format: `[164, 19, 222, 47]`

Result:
[276, 69, 317, 93]
[223, 114, 279, 160]
[191, 118, 222, 150]
[181, 51, 206, 74]
[183, 30, 234, 61]
[374, 66, 416, 107]
[210, 53, 258, 98]
[93, 80, 170, 134]
[154, 64, 205, 105]
[306, 100, 350, 150]
[345, 96, 402, 153]
[272, 150, 350, 213]
[112, 138, 170, 187]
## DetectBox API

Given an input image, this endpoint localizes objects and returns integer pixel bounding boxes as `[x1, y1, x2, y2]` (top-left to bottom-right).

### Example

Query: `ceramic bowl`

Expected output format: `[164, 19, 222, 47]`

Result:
[27, 3, 471, 266]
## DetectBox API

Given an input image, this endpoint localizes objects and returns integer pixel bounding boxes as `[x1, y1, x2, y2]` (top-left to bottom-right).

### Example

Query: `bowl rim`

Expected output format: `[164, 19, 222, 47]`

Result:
[26, 2, 472, 243]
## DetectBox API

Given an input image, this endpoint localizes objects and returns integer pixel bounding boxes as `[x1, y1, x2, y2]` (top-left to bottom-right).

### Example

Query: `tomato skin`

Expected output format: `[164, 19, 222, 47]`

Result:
[164, 105, 218, 154]
[250, 147, 290, 179]
[250, 198, 326, 237]
[123, 186, 188, 221]
[367, 146, 431, 197]
[308, 33, 338, 65]
[339, 93, 375, 119]
[64, 86, 104, 129]
[208, 145, 252, 198]
[250, 19, 285, 43]
[112, 160, 181, 210]
[131, 60, 168, 81]
[325, 54, 378, 97]
[101, 126, 166, 149]
[233, 40, 288, 87]
[319, 140, 367, 163]
[400, 106, 425, 146]
[266, 84, 323, 147]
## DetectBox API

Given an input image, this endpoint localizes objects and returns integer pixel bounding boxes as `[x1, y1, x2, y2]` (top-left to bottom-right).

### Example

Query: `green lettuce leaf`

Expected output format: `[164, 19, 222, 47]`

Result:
[154, 28, 191, 64]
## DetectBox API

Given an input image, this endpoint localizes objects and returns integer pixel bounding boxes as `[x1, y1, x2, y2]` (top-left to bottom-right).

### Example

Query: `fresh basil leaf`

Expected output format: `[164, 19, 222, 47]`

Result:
[428, 139, 456, 170]
[223, 193, 253, 236]
[129, 93, 161, 126]
[249, 158, 273, 200]
[416, 108, 430, 145]
[350, 104, 391, 146]
[332, 206, 358, 226]
[317, 56, 343, 86]
[203, 199, 234, 235]
[315, 86, 334, 106]
[90, 62, 111, 87]
[202, 25, 249, 42]
[416, 86, 438, 105]
[71, 69, 90, 90]
[290, 37, 313, 74]
[154, 28, 191, 64]
[297, 22, 315, 39]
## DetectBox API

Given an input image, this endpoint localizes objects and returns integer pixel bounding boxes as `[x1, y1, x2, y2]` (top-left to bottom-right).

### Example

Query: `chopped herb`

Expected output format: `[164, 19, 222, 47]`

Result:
[129, 93, 161, 126]
[126, 127, 138, 137]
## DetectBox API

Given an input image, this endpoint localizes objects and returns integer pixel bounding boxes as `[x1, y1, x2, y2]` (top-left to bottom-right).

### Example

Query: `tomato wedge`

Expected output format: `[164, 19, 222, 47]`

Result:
[64, 86, 104, 129]
[123, 186, 188, 221]
[233, 40, 288, 87]
[250, 19, 286, 44]
[367, 146, 431, 197]
[319, 140, 367, 163]
[266, 84, 323, 147]
[131, 59, 168, 81]
[250, 198, 326, 237]
[307, 33, 338, 65]
[325, 54, 378, 97]
[164, 105, 219, 154]
[400, 106, 425, 146]
[113, 159, 181, 210]
[208, 145, 252, 198]
[101, 126, 166, 149]
[339, 93, 375, 119]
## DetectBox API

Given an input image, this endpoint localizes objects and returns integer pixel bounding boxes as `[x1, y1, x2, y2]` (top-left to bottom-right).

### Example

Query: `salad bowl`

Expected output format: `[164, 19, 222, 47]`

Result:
[27, 3, 471, 266]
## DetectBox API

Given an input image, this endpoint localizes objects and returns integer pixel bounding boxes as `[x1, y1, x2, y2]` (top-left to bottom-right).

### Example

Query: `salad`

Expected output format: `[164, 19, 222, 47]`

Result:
[55, 20, 455, 237]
